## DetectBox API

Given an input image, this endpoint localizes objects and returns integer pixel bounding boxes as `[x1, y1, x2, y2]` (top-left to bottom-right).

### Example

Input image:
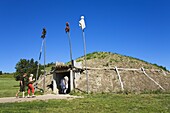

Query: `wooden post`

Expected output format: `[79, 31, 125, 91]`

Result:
[115, 66, 124, 91]
[53, 73, 57, 94]
[43, 38, 46, 92]
[141, 67, 165, 90]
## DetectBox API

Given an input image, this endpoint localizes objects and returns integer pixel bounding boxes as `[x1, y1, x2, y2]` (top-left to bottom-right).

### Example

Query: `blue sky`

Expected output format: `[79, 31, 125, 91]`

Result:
[0, 0, 170, 73]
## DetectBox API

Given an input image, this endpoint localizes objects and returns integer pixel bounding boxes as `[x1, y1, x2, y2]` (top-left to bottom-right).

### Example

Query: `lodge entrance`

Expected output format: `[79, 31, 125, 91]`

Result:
[52, 61, 83, 94]
[54, 72, 70, 94]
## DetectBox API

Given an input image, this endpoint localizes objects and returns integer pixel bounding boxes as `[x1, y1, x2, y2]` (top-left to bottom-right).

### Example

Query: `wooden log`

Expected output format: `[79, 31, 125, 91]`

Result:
[117, 68, 141, 71]
[115, 66, 124, 91]
[141, 67, 165, 91]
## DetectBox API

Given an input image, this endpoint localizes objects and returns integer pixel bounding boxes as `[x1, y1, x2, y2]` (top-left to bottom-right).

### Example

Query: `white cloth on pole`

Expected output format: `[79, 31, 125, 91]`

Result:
[79, 16, 86, 30]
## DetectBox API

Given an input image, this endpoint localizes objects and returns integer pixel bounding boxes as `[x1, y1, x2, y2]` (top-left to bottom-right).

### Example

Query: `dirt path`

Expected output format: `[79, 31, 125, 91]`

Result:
[0, 94, 83, 103]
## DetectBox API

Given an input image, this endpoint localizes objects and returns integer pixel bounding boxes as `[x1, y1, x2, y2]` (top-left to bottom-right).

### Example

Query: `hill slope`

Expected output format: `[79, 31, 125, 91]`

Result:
[76, 52, 168, 71]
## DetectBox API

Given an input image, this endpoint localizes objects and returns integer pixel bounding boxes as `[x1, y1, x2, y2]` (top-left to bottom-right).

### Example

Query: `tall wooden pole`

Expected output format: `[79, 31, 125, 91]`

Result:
[35, 39, 44, 92]
[43, 38, 46, 91]
[82, 30, 89, 94]
[79, 16, 89, 94]
[65, 22, 75, 91]
[67, 32, 73, 68]
[41, 28, 47, 92]
[65, 22, 73, 68]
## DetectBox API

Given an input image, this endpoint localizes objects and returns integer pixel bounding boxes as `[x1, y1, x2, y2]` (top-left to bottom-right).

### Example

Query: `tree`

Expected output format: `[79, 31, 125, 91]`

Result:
[14, 58, 43, 81]
[0, 71, 2, 75]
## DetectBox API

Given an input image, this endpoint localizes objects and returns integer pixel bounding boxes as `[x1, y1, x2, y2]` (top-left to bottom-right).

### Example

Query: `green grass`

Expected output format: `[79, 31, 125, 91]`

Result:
[45, 66, 52, 72]
[0, 78, 19, 98]
[0, 73, 14, 78]
[0, 93, 170, 113]
[0, 78, 170, 112]
[1, 52, 170, 112]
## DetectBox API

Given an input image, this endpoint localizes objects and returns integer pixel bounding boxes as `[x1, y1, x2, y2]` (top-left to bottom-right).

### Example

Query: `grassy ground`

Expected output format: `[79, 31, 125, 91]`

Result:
[0, 93, 170, 113]
[0, 78, 170, 113]
[0, 77, 19, 98]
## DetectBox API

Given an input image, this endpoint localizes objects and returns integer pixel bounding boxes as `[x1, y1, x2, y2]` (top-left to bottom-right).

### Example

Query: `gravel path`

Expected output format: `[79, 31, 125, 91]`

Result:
[0, 94, 83, 103]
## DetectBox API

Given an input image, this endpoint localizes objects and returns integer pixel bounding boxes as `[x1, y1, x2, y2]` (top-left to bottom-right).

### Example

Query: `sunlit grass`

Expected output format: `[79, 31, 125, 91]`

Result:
[0, 78, 170, 113]
[0, 93, 170, 113]
[0, 78, 18, 97]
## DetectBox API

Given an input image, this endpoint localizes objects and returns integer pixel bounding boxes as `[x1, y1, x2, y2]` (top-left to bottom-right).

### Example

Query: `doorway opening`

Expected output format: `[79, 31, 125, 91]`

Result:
[55, 72, 70, 94]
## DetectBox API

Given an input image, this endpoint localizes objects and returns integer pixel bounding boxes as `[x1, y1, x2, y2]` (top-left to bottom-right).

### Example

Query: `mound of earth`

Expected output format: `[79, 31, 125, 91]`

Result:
[75, 52, 170, 93]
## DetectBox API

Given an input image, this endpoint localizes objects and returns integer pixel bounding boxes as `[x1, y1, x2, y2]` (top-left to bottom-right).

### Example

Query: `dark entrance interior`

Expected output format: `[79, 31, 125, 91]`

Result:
[56, 72, 70, 94]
